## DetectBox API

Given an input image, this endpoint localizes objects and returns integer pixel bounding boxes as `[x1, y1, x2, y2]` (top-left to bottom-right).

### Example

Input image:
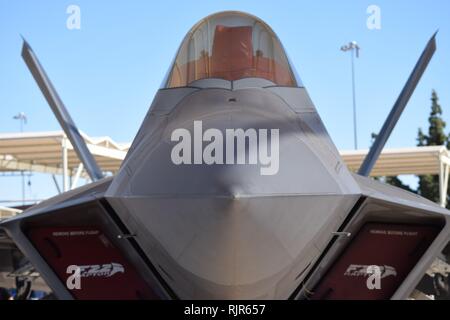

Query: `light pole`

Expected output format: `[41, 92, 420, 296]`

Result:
[341, 41, 360, 149]
[13, 112, 27, 205]
[13, 112, 27, 132]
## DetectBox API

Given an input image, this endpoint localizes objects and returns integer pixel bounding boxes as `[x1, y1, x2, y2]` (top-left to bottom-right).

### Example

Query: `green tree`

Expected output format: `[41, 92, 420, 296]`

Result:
[416, 90, 449, 205]
[384, 176, 415, 193]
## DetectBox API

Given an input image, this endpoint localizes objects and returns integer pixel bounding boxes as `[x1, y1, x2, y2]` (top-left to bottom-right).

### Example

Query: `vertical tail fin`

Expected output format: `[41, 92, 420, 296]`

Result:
[21, 39, 104, 181]
[358, 32, 437, 176]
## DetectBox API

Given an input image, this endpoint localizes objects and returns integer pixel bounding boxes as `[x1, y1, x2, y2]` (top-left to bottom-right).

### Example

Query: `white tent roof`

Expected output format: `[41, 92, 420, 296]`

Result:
[0, 131, 130, 176]
[0, 206, 21, 219]
[340, 146, 450, 177]
[1, 131, 450, 205]
[1, 131, 449, 178]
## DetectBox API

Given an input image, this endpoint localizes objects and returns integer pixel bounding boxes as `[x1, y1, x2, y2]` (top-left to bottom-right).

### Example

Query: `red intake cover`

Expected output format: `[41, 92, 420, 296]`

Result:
[312, 222, 440, 299]
[28, 226, 159, 300]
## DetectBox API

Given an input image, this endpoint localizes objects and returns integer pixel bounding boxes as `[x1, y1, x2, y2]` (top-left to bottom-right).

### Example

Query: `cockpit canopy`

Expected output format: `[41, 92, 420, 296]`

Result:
[164, 11, 300, 88]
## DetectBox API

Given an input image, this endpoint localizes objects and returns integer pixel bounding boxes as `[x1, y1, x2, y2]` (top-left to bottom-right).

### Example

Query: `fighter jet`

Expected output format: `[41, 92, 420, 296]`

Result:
[1, 11, 449, 300]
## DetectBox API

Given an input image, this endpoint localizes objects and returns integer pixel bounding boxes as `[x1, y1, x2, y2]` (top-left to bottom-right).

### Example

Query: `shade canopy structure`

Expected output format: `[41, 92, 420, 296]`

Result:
[1, 132, 447, 177]
[341, 146, 450, 176]
[1, 131, 449, 205]
[0, 131, 129, 192]
[341, 146, 450, 207]
[0, 206, 21, 220]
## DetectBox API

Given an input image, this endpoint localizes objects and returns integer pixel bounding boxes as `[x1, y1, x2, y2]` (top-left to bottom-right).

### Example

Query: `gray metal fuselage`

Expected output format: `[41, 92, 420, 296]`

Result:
[1, 77, 450, 300]
[104, 79, 361, 299]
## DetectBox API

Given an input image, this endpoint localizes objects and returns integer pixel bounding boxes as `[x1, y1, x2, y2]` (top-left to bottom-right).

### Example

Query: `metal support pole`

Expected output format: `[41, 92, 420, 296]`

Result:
[14, 112, 28, 205]
[71, 163, 84, 190]
[21, 171, 25, 205]
[439, 155, 448, 208]
[52, 174, 61, 194]
[341, 41, 360, 150]
[351, 49, 358, 150]
[439, 160, 443, 207]
[439, 153, 450, 207]
[444, 163, 449, 207]
[62, 137, 69, 192]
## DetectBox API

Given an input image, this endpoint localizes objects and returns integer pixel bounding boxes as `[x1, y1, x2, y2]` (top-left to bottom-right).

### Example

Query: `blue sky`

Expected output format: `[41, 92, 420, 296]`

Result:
[1, 0, 450, 204]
